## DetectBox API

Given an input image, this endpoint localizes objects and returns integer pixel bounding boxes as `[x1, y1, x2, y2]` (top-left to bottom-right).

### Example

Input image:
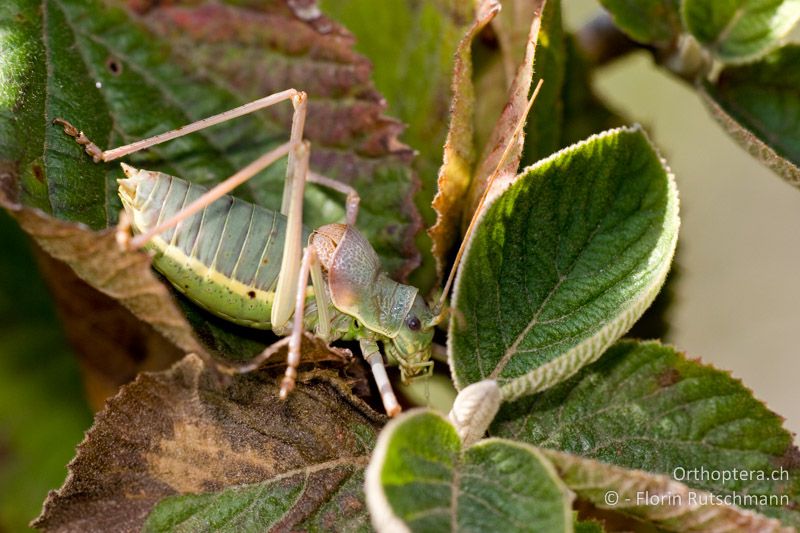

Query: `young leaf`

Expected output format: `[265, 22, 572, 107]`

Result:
[541, 449, 793, 532]
[700, 45, 800, 187]
[365, 410, 573, 532]
[34, 352, 383, 531]
[519, 0, 568, 167]
[492, 340, 800, 528]
[450, 127, 679, 400]
[682, 0, 800, 63]
[318, 0, 476, 289]
[597, 0, 682, 45]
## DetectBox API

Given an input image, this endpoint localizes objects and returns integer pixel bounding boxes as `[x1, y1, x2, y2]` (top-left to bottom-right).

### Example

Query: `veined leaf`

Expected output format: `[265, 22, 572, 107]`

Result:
[682, 0, 800, 63]
[34, 353, 383, 531]
[493, 341, 800, 528]
[701, 44, 800, 187]
[0, 0, 419, 277]
[365, 410, 573, 533]
[598, 0, 682, 45]
[542, 449, 793, 532]
[450, 127, 679, 400]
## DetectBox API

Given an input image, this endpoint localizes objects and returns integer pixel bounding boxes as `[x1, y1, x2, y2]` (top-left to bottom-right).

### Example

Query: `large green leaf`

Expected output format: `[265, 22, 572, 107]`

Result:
[449, 127, 679, 400]
[682, 0, 800, 63]
[365, 410, 573, 532]
[701, 44, 800, 187]
[0, 0, 419, 276]
[597, 0, 682, 45]
[493, 341, 800, 528]
[0, 0, 423, 362]
[34, 352, 383, 531]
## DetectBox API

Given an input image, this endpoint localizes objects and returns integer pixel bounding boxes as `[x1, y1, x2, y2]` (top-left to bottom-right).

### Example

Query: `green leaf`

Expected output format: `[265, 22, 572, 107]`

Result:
[365, 410, 573, 532]
[0, 0, 419, 276]
[701, 44, 800, 187]
[682, 0, 800, 63]
[492, 340, 800, 528]
[597, 0, 682, 45]
[541, 449, 793, 532]
[449, 127, 679, 400]
[34, 353, 382, 531]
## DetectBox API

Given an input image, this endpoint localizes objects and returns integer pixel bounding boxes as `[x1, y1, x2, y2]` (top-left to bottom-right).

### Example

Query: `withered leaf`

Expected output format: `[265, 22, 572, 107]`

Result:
[428, 0, 500, 278]
[0, 195, 205, 360]
[34, 351, 383, 532]
[464, 0, 547, 225]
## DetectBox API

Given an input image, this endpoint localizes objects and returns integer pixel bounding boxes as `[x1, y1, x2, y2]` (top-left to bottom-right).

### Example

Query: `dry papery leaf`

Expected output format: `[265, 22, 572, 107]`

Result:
[34, 346, 383, 532]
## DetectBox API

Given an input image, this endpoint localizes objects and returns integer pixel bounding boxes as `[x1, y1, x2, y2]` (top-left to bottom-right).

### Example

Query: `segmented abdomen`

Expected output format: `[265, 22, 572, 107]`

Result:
[123, 169, 310, 328]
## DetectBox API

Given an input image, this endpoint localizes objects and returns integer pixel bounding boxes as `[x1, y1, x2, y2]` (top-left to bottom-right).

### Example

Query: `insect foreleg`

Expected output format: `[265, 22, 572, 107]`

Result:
[360, 339, 401, 417]
[308, 171, 360, 226]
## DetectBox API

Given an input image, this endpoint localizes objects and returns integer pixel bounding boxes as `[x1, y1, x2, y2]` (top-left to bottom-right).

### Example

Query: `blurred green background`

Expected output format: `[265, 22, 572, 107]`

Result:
[1, 1, 799, 531]
[568, 1, 800, 438]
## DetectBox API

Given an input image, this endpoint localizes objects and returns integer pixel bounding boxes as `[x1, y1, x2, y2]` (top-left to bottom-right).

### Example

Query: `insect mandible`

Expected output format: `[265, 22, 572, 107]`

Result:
[53, 84, 541, 416]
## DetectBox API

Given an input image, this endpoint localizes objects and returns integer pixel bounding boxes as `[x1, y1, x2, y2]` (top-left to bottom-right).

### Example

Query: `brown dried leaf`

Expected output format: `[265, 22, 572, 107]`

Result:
[34, 350, 383, 532]
[428, 0, 500, 278]
[463, 0, 547, 224]
[0, 193, 205, 360]
[33, 248, 183, 410]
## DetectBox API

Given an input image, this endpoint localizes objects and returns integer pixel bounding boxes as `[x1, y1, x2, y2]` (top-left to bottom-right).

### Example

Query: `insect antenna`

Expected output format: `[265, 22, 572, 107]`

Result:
[431, 78, 544, 325]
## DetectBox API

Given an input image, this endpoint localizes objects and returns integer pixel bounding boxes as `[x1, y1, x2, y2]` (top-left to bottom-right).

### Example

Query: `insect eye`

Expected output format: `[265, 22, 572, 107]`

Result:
[406, 316, 421, 331]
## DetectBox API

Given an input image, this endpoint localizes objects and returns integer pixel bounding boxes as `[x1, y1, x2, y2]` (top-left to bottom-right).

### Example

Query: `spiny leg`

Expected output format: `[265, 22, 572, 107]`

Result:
[54, 89, 299, 163]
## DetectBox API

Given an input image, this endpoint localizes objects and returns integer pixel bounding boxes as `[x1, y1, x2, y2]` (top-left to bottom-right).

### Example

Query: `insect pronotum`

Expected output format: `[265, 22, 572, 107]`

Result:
[54, 82, 542, 417]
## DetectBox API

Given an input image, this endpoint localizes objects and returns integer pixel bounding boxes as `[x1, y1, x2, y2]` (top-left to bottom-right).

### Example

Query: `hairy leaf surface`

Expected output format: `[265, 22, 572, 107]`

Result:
[450, 127, 679, 400]
[493, 341, 800, 528]
[682, 0, 800, 62]
[34, 353, 383, 532]
[701, 45, 800, 187]
[365, 410, 573, 532]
